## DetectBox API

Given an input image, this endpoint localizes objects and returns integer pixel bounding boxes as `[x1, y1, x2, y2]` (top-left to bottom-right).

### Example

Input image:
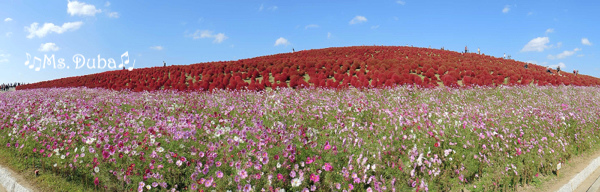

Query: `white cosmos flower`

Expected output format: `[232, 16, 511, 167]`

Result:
[94, 166, 99, 173]
[291, 178, 302, 187]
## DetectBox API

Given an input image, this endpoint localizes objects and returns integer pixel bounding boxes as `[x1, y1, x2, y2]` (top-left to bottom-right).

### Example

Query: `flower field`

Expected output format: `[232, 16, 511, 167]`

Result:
[16, 46, 600, 92]
[2, 86, 600, 191]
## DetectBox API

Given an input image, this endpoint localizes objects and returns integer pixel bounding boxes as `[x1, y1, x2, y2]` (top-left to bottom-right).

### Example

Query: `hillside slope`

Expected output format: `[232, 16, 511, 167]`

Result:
[17, 46, 600, 91]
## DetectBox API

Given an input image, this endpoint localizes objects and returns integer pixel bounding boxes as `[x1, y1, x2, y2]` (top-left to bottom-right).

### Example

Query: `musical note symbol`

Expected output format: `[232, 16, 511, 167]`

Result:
[25, 53, 31, 66]
[119, 51, 129, 69]
[34, 56, 42, 71]
[127, 59, 135, 71]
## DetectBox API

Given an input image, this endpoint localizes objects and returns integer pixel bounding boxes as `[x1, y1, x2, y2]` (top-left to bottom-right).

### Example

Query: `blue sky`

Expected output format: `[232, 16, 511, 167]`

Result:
[0, 0, 598, 83]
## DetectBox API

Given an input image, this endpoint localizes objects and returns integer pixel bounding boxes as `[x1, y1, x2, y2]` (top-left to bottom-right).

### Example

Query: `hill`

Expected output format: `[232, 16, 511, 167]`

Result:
[16, 46, 600, 91]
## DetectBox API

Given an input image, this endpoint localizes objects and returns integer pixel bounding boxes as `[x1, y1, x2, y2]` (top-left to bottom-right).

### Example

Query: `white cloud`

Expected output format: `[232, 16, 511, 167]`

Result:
[525, 60, 537, 64]
[5, 32, 12, 37]
[4, 18, 12, 22]
[38, 43, 60, 52]
[305, 24, 319, 29]
[107, 12, 119, 18]
[547, 48, 581, 59]
[545, 28, 554, 34]
[521, 37, 550, 52]
[548, 62, 567, 69]
[274, 37, 290, 46]
[582, 38, 592, 46]
[396, 0, 406, 5]
[259, 4, 278, 11]
[577, 54, 584, 57]
[327, 32, 331, 39]
[349, 15, 367, 25]
[149, 46, 163, 50]
[189, 30, 228, 43]
[371, 25, 380, 29]
[502, 5, 510, 13]
[68, 0, 102, 17]
[556, 42, 562, 48]
[25, 21, 84, 39]
[0, 53, 9, 63]
[104, 1, 110, 7]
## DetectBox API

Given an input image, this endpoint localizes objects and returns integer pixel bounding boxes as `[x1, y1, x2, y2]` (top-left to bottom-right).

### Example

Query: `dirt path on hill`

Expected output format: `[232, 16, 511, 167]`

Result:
[0, 160, 39, 192]
[519, 149, 600, 192]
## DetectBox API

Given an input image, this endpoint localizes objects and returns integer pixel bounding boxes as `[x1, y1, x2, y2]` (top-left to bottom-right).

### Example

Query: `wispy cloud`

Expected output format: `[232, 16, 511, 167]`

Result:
[547, 48, 581, 59]
[25, 21, 84, 39]
[548, 62, 567, 69]
[371, 25, 380, 29]
[188, 30, 228, 43]
[107, 12, 119, 18]
[259, 4, 278, 11]
[68, 0, 102, 17]
[305, 24, 319, 29]
[545, 28, 554, 34]
[274, 37, 290, 46]
[0, 52, 9, 63]
[5, 32, 12, 37]
[149, 46, 163, 51]
[349, 15, 367, 25]
[521, 37, 550, 52]
[502, 5, 510, 13]
[396, 0, 405, 5]
[327, 32, 332, 39]
[104, 1, 110, 7]
[582, 38, 592, 46]
[38, 43, 60, 52]
[4, 18, 12, 22]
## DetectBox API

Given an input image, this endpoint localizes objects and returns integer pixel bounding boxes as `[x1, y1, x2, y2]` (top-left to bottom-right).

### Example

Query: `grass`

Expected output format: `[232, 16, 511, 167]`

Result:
[0, 148, 92, 192]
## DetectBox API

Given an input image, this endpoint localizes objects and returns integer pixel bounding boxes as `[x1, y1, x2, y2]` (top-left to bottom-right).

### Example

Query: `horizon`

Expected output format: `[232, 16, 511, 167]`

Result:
[0, 1, 598, 84]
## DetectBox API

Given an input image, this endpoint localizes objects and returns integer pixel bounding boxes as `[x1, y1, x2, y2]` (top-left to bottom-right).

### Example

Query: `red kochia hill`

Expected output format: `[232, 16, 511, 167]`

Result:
[17, 46, 600, 91]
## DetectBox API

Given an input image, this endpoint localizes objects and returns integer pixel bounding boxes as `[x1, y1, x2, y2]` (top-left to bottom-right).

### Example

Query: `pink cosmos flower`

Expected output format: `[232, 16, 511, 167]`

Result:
[324, 141, 331, 150]
[310, 173, 320, 183]
[306, 157, 314, 164]
[323, 163, 333, 171]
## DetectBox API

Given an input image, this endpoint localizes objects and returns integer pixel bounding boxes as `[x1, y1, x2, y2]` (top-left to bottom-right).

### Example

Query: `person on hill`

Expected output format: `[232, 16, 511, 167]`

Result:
[478, 47, 480, 54]
[524, 63, 528, 69]
[503, 53, 506, 59]
[164, 61, 166, 67]
[465, 46, 468, 53]
[546, 67, 553, 74]
[557, 66, 561, 75]
[292, 48, 295, 53]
